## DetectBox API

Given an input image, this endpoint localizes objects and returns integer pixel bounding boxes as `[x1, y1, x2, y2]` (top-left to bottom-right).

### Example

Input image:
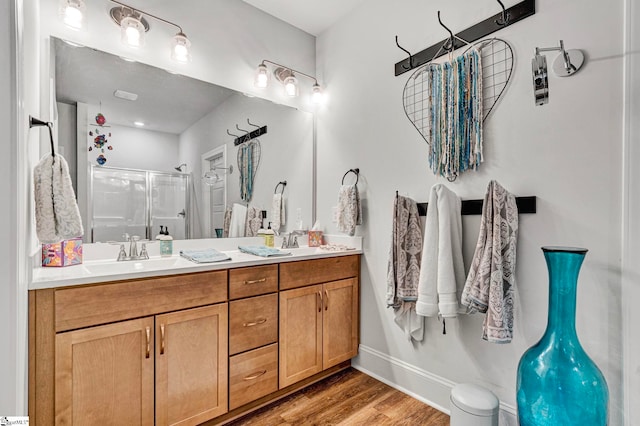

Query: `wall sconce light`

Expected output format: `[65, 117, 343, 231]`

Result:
[108, 0, 192, 62]
[254, 60, 323, 103]
[59, 0, 86, 31]
[532, 40, 584, 106]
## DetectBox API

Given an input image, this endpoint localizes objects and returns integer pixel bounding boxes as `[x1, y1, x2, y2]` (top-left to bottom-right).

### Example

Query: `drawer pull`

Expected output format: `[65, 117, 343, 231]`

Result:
[243, 318, 267, 327]
[145, 326, 150, 359]
[244, 278, 267, 285]
[160, 324, 166, 355]
[243, 370, 267, 381]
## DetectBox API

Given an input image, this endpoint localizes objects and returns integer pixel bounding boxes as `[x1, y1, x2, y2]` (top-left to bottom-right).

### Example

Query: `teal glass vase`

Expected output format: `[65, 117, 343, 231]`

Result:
[516, 247, 608, 425]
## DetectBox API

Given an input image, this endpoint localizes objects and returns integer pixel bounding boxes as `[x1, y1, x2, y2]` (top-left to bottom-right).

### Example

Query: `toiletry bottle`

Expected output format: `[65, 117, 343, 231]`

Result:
[155, 226, 165, 240]
[257, 219, 266, 245]
[160, 228, 173, 257]
[264, 222, 275, 248]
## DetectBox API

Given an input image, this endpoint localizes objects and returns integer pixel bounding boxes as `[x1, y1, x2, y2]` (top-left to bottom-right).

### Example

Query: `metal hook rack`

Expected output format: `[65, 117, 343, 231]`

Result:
[274, 181, 287, 194]
[394, 0, 535, 76]
[416, 195, 537, 216]
[233, 119, 268, 146]
[30, 116, 56, 157]
[341, 168, 360, 185]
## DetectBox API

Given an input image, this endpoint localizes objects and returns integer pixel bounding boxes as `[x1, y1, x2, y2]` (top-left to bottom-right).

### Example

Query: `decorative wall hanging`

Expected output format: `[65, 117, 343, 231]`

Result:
[403, 37, 514, 180]
[237, 138, 261, 202]
[88, 112, 113, 165]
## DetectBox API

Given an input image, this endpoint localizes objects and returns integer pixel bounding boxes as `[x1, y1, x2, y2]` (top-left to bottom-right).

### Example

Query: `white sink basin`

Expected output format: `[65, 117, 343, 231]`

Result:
[82, 257, 184, 275]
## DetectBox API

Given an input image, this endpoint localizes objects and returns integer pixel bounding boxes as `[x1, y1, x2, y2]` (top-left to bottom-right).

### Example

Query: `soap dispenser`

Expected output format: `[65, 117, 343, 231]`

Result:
[264, 222, 275, 248]
[160, 227, 173, 257]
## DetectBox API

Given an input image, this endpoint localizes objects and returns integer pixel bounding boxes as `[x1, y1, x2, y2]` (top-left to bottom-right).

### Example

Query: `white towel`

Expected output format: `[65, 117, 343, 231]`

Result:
[461, 180, 518, 343]
[337, 184, 363, 236]
[416, 184, 466, 318]
[34, 154, 83, 244]
[229, 203, 247, 238]
[271, 193, 286, 233]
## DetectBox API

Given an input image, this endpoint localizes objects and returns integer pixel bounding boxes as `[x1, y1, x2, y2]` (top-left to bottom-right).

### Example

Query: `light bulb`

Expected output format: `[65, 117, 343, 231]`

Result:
[283, 75, 298, 97]
[254, 64, 270, 89]
[59, 0, 85, 30]
[311, 83, 323, 103]
[171, 33, 192, 62]
[120, 15, 145, 48]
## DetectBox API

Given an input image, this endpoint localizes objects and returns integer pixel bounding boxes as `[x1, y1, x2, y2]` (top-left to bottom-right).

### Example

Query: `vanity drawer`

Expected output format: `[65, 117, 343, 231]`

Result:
[229, 344, 278, 410]
[55, 270, 228, 332]
[229, 265, 278, 300]
[279, 255, 360, 290]
[229, 294, 278, 355]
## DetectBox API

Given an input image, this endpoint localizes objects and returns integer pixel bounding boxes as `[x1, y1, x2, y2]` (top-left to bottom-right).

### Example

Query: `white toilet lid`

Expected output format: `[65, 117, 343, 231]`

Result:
[451, 383, 499, 416]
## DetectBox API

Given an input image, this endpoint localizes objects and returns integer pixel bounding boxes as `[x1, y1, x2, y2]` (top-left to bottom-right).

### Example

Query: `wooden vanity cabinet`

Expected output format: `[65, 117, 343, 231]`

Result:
[279, 256, 359, 388]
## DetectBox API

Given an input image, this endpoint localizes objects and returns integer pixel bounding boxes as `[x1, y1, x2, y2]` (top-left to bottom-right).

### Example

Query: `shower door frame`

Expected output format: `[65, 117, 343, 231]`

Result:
[88, 165, 190, 242]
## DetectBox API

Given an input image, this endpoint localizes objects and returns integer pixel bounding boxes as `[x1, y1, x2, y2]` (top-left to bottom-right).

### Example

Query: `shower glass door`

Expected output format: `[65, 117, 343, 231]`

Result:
[150, 173, 189, 240]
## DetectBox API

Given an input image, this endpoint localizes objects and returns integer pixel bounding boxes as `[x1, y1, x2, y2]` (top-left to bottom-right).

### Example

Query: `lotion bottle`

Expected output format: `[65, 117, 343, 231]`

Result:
[264, 222, 275, 248]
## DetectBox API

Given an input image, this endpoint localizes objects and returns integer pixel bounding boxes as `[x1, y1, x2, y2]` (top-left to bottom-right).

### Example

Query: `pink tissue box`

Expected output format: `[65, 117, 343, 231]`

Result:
[308, 231, 323, 247]
[42, 238, 83, 267]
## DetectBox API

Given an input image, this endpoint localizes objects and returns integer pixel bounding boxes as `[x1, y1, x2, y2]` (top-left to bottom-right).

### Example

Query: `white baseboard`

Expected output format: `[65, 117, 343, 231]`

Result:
[353, 344, 518, 425]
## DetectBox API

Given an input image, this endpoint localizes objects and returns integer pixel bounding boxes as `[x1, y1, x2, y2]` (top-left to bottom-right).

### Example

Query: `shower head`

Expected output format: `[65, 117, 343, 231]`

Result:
[175, 163, 187, 172]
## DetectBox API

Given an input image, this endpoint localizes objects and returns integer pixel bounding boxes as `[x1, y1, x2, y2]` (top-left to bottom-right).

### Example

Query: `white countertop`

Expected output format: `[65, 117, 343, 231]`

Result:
[31, 235, 362, 290]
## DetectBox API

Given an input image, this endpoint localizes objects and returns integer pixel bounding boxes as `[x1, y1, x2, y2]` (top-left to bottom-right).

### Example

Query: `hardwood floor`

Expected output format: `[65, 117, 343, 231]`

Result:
[227, 368, 450, 425]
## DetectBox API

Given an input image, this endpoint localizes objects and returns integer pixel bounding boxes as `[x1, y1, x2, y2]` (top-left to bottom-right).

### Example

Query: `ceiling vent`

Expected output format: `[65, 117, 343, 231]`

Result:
[113, 89, 138, 101]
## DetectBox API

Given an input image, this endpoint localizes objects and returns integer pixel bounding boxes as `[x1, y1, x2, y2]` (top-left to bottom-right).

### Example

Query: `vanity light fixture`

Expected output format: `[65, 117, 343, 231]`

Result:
[108, 0, 192, 62]
[532, 40, 584, 106]
[59, 0, 86, 31]
[254, 60, 323, 103]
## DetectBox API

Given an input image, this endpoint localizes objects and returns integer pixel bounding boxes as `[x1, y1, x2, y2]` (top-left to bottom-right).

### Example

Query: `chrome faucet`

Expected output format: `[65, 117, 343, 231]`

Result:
[281, 230, 307, 249]
[110, 234, 152, 261]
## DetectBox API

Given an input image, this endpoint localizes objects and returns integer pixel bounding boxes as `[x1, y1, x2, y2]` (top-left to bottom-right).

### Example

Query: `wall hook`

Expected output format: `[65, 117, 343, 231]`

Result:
[437, 11, 455, 52]
[395, 36, 414, 69]
[247, 118, 260, 129]
[495, 0, 510, 26]
[236, 124, 250, 135]
[226, 129, 240, 137]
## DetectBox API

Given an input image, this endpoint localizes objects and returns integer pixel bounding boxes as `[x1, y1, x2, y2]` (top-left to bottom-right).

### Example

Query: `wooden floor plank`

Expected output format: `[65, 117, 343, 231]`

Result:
[227, 368, 449, 426]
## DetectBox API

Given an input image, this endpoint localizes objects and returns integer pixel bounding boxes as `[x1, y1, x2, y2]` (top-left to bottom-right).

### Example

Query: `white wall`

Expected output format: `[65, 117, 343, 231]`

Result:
[316, 0, 624, 424]
[57, 101, 77, 189]
[180, 93, 313, 238]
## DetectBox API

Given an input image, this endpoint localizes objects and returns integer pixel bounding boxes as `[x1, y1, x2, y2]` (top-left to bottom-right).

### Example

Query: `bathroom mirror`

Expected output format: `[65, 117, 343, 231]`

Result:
[52, 37, 314, 242]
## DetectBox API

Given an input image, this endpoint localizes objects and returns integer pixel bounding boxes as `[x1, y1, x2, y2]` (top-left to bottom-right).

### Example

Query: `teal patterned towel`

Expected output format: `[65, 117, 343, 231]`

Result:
[180, 248, 231, 263]
[238, 245, 291, 257]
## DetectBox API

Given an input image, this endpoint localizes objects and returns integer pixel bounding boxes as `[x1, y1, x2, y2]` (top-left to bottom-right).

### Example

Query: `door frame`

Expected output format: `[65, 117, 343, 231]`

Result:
[201, 145, 228, 239]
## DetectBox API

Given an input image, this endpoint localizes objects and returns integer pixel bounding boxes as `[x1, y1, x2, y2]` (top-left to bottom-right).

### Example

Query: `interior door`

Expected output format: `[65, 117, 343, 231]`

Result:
[209, 154, 226, 237]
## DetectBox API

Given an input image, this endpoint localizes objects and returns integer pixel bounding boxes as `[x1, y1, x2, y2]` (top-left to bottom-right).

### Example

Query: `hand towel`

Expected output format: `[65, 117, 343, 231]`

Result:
[180, 248, 231, 263]
[416, 184, 466, 319]
[34, 153, 83, 244]
[271, 193, 286, 233]
[337, 184, 363, 236]
[386, 194, 424, 341]
[229, 203, 247, 238]
[222, 208, 232, 238]
[244, 206, 263, 237]
[238, 245, 291, 257]
[461, 180, 518, 343]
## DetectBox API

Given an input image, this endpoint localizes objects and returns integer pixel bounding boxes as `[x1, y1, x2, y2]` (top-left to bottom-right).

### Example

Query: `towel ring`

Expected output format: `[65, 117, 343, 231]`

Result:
[341, 168, 360, 185]
[274, 181, 287, 194]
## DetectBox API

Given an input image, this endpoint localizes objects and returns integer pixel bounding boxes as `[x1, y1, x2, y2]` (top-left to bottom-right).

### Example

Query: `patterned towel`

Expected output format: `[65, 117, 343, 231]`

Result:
[34, 154, 83, 243]
[461, 180, 518, 343]
[337, 184, 363, 236]
[386, 195, 424, 342]
[180, 249, 231, 263]
[223, 208, 232, 238]
[271, 193, 286, 234]
[238, 245, 291, 257]
[245, 206, 263, 237]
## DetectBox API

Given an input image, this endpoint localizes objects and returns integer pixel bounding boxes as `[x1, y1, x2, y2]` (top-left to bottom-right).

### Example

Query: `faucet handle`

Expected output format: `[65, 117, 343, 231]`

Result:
[122, 233, 131, 241]
[281, 234, 289, 249]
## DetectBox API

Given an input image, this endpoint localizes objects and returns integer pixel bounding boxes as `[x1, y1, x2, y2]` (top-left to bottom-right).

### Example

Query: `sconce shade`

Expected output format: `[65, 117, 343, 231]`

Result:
[59, 0, 86, 30]
[312, 83, 323, 103]
[121, 15, 146, 47]
[171, 32, 192, 62]
[283, 75, 299, 97]
[254, 64, 270, 88]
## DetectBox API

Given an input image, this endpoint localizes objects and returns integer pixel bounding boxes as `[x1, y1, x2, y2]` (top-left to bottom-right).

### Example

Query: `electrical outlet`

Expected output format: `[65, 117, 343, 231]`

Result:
[332, 206, 339, 223]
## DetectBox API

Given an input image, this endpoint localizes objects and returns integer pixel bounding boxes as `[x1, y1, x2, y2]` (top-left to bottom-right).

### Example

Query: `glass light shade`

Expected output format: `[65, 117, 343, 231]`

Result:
[283, 75, 299, 97]
[59, 0, 86, 30]
[171, 33, 192, 62]
[254, 64, 270, 89]
[311, 83, 323, 103]
[121, 15, 145, 48]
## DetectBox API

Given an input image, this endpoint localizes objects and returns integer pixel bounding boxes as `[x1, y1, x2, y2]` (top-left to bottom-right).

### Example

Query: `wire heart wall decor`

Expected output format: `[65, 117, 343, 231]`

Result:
[402, 38, 514, 145]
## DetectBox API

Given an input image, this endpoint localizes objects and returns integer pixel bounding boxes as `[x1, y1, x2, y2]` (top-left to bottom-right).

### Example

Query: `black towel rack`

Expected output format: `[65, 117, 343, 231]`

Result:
[415, 195, 537, 216]
[342, 168, 360, 185]
[274, 181, 287, 194]
[30, 116, 56, 157]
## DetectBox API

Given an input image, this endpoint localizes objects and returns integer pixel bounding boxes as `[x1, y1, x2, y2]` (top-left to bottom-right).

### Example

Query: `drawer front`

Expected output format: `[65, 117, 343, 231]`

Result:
[229, 344, 278, 410]
[55, 270, 228, 332]
[279, 255, 360, 290]
[229, 294, 278, 355]
[229, 265, 278, 300]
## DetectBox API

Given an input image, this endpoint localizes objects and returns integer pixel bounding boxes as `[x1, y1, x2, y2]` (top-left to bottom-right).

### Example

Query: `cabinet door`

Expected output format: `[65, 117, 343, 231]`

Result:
[55, 317, 155, 425]
[156, 304, 228, 426]
[279, 285, 323, 388]
[323, 278, 359, 369]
